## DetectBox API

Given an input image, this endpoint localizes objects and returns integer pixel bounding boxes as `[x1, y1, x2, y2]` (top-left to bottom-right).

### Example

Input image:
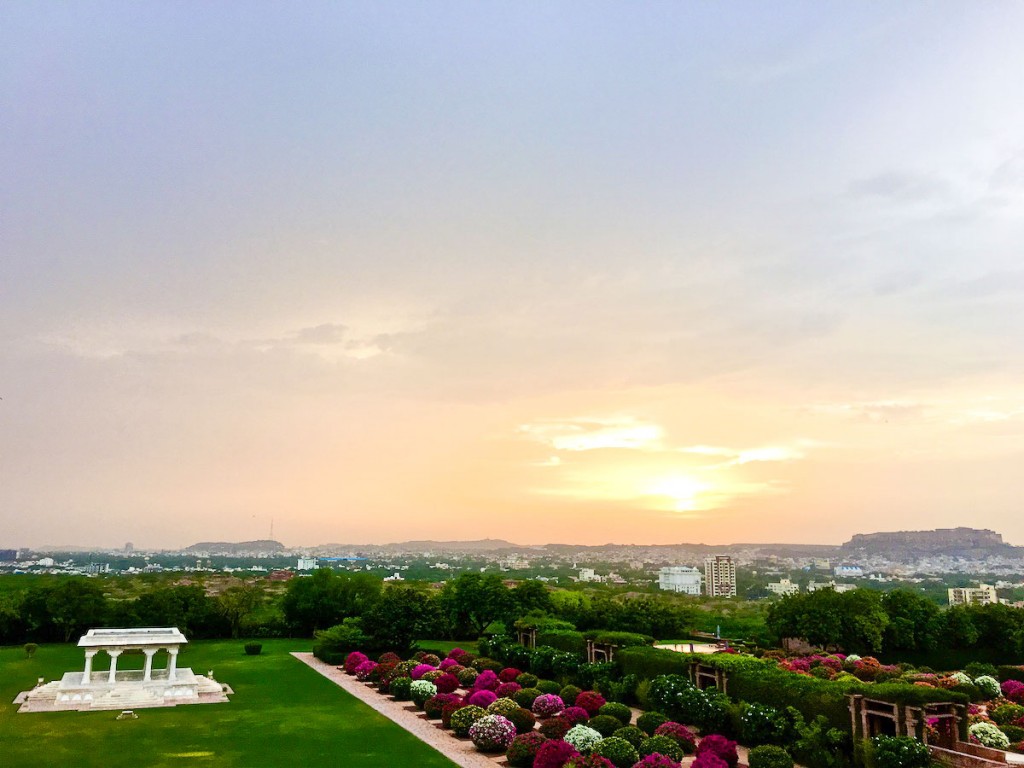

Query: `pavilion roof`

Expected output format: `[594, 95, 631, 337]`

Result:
[78, 627, 188, 648]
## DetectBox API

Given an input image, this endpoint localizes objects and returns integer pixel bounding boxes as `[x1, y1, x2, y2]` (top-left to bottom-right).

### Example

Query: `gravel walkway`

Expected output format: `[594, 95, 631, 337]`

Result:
[293, 652, 506, 768]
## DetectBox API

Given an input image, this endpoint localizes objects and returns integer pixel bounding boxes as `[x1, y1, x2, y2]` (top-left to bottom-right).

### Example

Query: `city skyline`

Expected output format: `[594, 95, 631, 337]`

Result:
[4, 4, 1024, 548]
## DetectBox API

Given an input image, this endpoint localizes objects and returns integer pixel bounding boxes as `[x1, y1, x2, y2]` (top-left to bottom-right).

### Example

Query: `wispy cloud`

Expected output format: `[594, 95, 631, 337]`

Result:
[518, 418, 664, 452]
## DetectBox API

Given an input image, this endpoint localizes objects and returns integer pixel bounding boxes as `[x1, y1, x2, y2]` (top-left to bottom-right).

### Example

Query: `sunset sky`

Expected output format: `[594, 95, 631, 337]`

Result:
[3, 3, 1024, 548]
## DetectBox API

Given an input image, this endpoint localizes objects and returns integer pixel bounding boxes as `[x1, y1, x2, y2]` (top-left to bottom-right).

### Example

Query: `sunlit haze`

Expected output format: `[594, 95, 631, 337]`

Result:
[3, 3, 1024, 548]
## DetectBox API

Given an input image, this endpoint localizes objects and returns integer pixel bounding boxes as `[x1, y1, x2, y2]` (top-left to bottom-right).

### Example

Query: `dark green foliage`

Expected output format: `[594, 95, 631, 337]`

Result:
[1002, 725, 1024, 743]
[998, 665, 1024, 682]
[244, 642, 262, 655]
[748, 745, 794, 768]
[588, 715, 624, 738]
[538, 629, 587, 653]
[616, 647, 689, 679]
[507, 732, 548, 768]
[991, 703, 1024, 726]
[450, 705, 486, 737]
[788, 712, 850, 768]
[281, 569, 381, 635]
[472, 657, 504, 672]
[514, 687, 542, 709]
[438, 573, 515, 636]
[561, 684, 583, 706]
[517, 672, 539, 688]
[648, 674, 731, 733]
[591, 736, 639, 768]
[362, 586, 435, 655]
[964, 662, 998, 679]
[389, 676, 412, 701]
[507, 707, 537, 735]
[638, 735, 683, 762]
[738, 703, 791, 746]
[537, 679, 562, 695]
[23, 643, 37, 658]
[598, 701, 632, 726]
[613, 726, 646, 748]
[590, 631, 653, 648]
[869, 736, 930, 768]
[636, 711, 669, 735]
[312, 619, 369, 664]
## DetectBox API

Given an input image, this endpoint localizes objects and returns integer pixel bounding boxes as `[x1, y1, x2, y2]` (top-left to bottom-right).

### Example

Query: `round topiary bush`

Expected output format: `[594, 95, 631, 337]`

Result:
[693, 754, 729, 768]
[342, 650, 366, 672]
[533, 694, 567, 718]
[537, 680, 562, 695]
[576, 691, 608, 717]
[653, 722, 696, 753]
[458, 667, 479, 687]
[389, 676, 413, 701]
[592, 736, 640, 768]
[565, 725, 604, 755]
[496, 681, 522, 699]
[562, 706, 591, 727]
[565, 755, 616, 768]
[435, 672, 459, 694]
[748, 745, 794, 768]
[500, 667, 523, 683]
[507, 706, 537, 734]
[694, 735, 738, 768]
[422, 669, 444, 682]
[378, 651, 401, 664]
[410, 680, 437, 708]
[739, 704, 790, 746]
[968, 723, 1011, 750]
[589, 715, 626, 738]
[469, 713, 517, 752]
[507, 732, 548, 767]
[473, 669, 500, 691]
[561, 684, 583, 706]
[422, 653, 441, 666]
[411, 663, 436, 680]
[870, 735, 932, 768]
[974, 675, 1001, 699]
[441, 701, 466, 728]
[599, 702, 632, 726]
[517, 672, 539, 688]
[515, 687, 542, 709]
[534, 739, 581, 768]
[451, 704, 487, 737]
[639, 736, 683, 763]
[468, 689, 498, 708]
[540, 716, 572, 740]
[612, 725, 646, 749]
[487, 697, 521, 718]
[244, 641, 263, 656]
[637, 712, 669, 736]
[425, 693, 462, 719]
[632, 755, 681, 768]
[355, 660, 378, 681]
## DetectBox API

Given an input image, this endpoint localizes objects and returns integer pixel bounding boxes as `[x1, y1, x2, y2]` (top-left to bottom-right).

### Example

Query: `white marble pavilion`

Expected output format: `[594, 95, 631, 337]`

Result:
[15, 627, 232, 712]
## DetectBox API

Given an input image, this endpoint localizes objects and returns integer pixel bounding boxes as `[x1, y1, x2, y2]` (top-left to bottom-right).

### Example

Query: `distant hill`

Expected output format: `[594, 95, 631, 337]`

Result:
[182, 540, 285, 554]
[839, 528, 1020, 560]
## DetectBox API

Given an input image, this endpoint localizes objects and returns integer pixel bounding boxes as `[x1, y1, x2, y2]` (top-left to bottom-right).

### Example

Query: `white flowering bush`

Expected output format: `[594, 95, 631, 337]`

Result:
[974, 675, 1001, 699]
[950, 671, 973, 686]
[410, 679, 437, 708]
[970, 722, 1010, 749]
[845, 654, 861, 663]
[564, 724, 603, 754]
[469, 714, 517, 752]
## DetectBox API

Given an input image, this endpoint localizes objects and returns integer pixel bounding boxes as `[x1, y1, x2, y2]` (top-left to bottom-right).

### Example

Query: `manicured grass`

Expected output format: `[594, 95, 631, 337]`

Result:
[0, 639, 457, 768]
[418, 639, 479, 655]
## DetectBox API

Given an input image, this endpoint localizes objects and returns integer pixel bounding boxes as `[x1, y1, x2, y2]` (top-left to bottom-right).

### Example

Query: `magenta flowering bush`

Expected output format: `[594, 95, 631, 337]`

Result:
[354, 660, 378, 681]
[507, 732, 548, 767]
[447, 647, 466, 659]
[695, 735, 738, 768]
[632, 754, 680, 768]
[425, 692, 463, 719]
[575, 692, 607, 717]
[468, 689, 498, 708]
[435, 673, 460, 694]
[411, 663, 437, 680]
[496, 682, 522, 698]
[561, 707, 590, 727]
[344, 651, 369, 675]
[534, 739, 582, 768]
[1003, 680, 1024, 703]
[469, 714, 517, 752]
[500, 667, 523, 683]
[474, 669, 500, 691]
[653, 723, 696, 752]
[692, 754, 729, 768]
[439, 658, 460, 671]
[533, 694, 567, 718]
[565, 755, 616, 768]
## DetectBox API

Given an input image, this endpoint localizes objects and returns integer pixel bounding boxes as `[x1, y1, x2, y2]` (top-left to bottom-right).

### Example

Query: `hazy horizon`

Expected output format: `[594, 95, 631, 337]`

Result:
[4, 3, 1024, 549]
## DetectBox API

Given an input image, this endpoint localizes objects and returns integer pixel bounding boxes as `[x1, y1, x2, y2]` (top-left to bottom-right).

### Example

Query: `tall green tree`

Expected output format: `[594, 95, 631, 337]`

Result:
[439, 573, 514, 636]
[281, 569, 381, 635]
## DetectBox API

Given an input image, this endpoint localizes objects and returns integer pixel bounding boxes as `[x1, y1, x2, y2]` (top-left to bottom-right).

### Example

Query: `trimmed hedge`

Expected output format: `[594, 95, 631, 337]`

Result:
[538, 630, 588, 654]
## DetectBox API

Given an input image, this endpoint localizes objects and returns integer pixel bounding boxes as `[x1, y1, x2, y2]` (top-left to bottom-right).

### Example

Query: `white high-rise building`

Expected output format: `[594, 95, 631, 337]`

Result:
[658, 566, 703, 595]
[297, 556, 318, 571]
[948, 584, 998, 606]
[704, 555, 737, 597]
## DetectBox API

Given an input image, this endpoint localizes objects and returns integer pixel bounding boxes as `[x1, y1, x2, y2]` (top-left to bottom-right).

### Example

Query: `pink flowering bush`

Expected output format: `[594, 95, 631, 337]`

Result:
[501, 667, 524, 683]
[469, 714, 517, 752]
[468, 690, 498, 708]
[692, 753, 729, 768]
[575, 691, 607, 717]
[561, 707, 591, 727]
[632, 754, 681, 768]
[1003, 680, 1024, 703]
[540, 716, 572, 740]
[424, 692, 463, 719]
[439, 658, 460, 671]
[533, 694, 567, 718]
[354, 660, 378, 681]
[411, 663, 437, 680]
[534, 739, 582, 768]
[694, 735, 738, 768]
[473, 670, 500, 691]
[497, 682, 523, 698]
[343, 651, 370, 675]
[447, 647, 467, 660]
[506, 732, 548, 767]
[564, 755, 616, 768]
[653, 722, 696, 753]
[435, 673, 460, 694]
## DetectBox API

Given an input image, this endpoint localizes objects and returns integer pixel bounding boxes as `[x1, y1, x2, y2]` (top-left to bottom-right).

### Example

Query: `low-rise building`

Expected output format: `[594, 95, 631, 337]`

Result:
[948, 584, 998, 606]
[767, 578, 799, 596]
[297, 556, 318, 570]
[658, 566, 702, 595]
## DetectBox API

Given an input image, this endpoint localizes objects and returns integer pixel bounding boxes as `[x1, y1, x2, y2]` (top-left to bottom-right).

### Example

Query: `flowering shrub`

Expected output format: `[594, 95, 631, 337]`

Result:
[636, 712, 669, 736]
[540, 716, 572, 740]
[447, 647, 467, 660]
[739, 703, 790, 746]
[506, 732, 548, 767]
[565, 725, 603, 755]
[974, 675, 1001, 699]
[991, 703, 1024, 725]
[653, 722, 696, 753]
[450, 704, 487, 737]
[425, 693, 462, 719]
[562, 706, 591, 727]
[344, 651, 369, 675]
[468, 690, 498, 708]
[950, 672, 973, 686]
[421, 653, 441, 666]
[694, 734, 738, 768]
[692, 753, 729, 768]
[496, 682, 523, 699]
[533, 694, 567, 718]
[591, 736, 639, 768]
[435, 672, 460, 694]
[441, 701, 466, 728]
[565, 755, 616, 768]
[500, 667, 523, 683]
[473, 670, 500, 691]
[534, 739, 582, 768]
[970, 722, 1011, 749]
[469, 714, 517, 752]
[439, 657, 459, 671]
[638, 737, 683, 763]
[422, 669, 444, 682]
[599, 702, 632, 726]
[410, 663, 435, 680]
[354, 660, 378, 681]
[458, 667, 479, 687]
[410, 680, 438, 708]
[870, 735, 931, 768]
[1002, 680, 1024, 703]
[487, 697, 521, 718]
[378, 651, 401, 664]
[576, 691, 608, 717]
[507, 706, 536, 734]
[631, 754, 680, 768]
[612, 726, 646, 749]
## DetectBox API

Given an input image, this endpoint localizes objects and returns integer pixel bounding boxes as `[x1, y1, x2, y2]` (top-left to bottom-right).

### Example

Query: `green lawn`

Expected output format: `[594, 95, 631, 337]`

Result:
[0, 639, 457, 768]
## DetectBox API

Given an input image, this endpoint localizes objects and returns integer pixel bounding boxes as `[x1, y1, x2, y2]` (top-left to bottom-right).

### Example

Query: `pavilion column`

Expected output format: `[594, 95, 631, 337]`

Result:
[107, 650, 122, 684]
[167, 648, 178, 681]
[143, 648, 157, 681]
[82, 650, 97, 685]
